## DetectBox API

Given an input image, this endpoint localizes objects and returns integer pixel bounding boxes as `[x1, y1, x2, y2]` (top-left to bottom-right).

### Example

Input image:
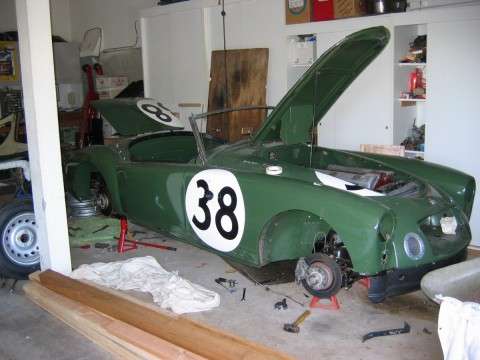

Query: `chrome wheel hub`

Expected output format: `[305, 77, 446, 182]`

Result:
[2, 212, 39, 266]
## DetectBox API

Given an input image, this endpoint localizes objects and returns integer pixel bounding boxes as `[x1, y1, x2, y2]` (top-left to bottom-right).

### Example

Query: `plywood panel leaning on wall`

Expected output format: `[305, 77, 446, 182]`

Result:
[207, 48, 269, 143]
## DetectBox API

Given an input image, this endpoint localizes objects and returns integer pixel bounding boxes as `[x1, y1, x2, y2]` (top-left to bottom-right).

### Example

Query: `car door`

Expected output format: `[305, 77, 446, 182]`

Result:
[116, 161, 201, 241]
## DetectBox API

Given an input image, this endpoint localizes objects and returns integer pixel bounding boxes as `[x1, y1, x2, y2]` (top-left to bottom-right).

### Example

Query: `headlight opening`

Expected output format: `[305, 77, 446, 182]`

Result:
[403, 232, 425, 260]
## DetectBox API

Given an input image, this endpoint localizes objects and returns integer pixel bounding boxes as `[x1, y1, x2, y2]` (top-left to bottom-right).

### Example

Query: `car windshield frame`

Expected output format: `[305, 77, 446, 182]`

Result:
[188, 105, 275, 165]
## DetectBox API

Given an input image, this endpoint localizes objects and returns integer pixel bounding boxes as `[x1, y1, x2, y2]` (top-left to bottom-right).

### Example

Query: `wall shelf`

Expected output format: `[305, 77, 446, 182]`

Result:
[398, 98, 426, 102]
[405, 149, 425, 159]
[288, 63, 313, 67]
[397, 62, 426, 67]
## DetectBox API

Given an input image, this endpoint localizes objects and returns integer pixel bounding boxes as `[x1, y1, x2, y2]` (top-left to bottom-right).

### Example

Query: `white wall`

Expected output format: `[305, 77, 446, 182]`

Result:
[142, 0, 286, 110]
[142, 8, 209, 110]
[0, 0, 72, 40]
[426, 19, 480, 246]
[1, 0, 158, 47]
[0, 0, 17, 32]
[50, 0, 71, 41]
[69, 0, 156, 50]
[206, 0, 287, 106]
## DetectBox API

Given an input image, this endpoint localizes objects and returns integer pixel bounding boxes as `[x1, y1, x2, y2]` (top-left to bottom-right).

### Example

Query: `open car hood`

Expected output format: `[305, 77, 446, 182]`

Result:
[92, 98, 184, 136]
[253, 27, 390, 145]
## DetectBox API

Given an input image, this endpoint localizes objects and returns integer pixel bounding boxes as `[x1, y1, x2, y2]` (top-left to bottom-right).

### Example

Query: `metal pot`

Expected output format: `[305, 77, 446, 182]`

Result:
[367, 0, 390, 14]
[391, 0, 407, 12]
[373, 0, 388, 14]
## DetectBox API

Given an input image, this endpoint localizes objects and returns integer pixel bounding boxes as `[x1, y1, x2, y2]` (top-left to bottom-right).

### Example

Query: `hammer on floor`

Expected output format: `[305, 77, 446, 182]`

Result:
[283, 310, 311, 333]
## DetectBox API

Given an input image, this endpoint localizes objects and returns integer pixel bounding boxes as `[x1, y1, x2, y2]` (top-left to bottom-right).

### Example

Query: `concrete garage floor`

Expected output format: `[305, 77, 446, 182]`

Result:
[1, 223, 443, 360]
[0, 280, 112, 360]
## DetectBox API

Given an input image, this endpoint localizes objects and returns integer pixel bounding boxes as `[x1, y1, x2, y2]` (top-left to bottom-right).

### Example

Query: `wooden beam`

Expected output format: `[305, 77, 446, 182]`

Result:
[16, 0, 71, 274]
[24, 281, 204, 360]
[37, 270, 292, 360]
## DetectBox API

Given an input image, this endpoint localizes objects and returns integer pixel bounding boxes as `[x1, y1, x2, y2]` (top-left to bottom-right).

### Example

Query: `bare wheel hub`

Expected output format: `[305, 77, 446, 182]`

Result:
[305, 262, 334, 291]
[95, 192, 110, 211]
[2, 212, 39, 266]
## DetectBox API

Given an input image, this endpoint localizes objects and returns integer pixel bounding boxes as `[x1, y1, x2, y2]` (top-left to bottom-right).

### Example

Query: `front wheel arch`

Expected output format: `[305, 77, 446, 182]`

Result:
[258, 210, 332, 265]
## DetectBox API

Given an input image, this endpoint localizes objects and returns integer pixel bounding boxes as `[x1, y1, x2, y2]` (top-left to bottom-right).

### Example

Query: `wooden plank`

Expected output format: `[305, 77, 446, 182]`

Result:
[24, 280, 205, 360]
[360, 144, 406, 157]
[37, 270, 292, 360]
[24, 281, 146, 360]
[207, 48, 269, 142]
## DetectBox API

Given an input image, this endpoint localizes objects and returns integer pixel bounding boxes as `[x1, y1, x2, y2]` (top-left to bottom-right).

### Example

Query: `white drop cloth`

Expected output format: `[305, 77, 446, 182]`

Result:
[71, 256, 220, 314]
[438, 296, 480, 360]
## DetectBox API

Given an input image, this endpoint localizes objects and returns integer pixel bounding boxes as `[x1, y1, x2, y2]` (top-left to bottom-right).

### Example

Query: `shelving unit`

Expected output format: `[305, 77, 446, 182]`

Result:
[393, 24, 427, 158]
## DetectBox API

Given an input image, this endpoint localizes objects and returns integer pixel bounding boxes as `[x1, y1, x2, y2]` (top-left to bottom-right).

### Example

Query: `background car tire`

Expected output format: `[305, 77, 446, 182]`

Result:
[301, 253, 343, 298]
[0, 199, 40, 279]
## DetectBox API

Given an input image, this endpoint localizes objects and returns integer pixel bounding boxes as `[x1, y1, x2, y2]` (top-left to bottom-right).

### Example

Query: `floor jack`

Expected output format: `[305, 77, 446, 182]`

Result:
[117, 217, 176, 253]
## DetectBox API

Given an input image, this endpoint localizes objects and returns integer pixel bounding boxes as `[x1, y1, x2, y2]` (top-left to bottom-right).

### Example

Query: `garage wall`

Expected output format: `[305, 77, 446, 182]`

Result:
[0, 0, 17, 33]
[206, 0, 287, 106]
[426, 19, 480, 247]
[69, 0, 156, 50]
[0, 0, 71, 40]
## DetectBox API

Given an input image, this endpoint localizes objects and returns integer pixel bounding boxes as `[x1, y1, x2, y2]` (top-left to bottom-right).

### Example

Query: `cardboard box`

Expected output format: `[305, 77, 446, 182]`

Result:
[312, 0, 334, 22]
[95, 76, 128, 90]
[285, 0, 312, 25]
[334, 0, 366, 19]
[98, 86, 127, 100]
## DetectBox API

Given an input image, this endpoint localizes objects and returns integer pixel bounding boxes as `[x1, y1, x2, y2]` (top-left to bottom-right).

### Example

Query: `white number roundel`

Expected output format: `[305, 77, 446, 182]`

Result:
[136, 99, 185, 128]
[185, 169, 245, 252]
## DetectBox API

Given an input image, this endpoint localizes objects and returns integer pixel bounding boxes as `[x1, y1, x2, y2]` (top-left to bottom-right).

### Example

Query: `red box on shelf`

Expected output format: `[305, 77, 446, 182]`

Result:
[312, 0, 334, 22]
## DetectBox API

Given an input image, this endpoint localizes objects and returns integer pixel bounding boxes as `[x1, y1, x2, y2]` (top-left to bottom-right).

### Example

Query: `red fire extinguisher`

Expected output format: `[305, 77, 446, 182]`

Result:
[408, 68, 423, 94]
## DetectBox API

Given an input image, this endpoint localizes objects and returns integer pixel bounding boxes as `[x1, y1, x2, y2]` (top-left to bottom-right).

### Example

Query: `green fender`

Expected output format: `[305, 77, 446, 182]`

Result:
[65, 146, 124, 214]
[258, 210, 329, 265]
[231, 171, 391, 274]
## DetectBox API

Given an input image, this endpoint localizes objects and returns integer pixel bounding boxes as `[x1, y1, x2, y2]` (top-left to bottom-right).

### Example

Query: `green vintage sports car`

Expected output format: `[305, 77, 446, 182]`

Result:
[64, 27, 475, 303]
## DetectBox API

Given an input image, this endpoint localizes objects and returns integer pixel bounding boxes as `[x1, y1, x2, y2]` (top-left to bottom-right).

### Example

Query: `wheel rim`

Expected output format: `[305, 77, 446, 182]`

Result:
[306, 262, 334, 291]
[2, 212, 39, 266]
[95, 192, 110, 212]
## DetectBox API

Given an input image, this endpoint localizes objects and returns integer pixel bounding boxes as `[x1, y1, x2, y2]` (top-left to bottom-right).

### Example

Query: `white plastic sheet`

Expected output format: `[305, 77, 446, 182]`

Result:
[438, 296, 480, 360]
[71, 256, 220, 314]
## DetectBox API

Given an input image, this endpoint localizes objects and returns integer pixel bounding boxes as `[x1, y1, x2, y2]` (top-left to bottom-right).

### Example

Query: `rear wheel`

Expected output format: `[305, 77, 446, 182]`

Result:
[301, 253, 342, 298]
[0, 199, 40, 279]
[91, 174, 112, 216]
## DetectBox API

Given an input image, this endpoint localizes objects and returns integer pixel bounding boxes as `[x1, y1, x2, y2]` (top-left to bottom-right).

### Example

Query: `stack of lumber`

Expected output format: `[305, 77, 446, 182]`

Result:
[25, 270, 291, 360]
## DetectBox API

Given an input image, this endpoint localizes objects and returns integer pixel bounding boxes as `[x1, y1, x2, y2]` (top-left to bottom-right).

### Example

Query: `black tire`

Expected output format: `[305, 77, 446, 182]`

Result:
[0, 199, 40, 279]
[301, 253, 342, 298]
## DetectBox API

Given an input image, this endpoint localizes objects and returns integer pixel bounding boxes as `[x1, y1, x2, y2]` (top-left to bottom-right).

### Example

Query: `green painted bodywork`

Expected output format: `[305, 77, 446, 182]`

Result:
[64, 27, 475, 276]
[92, 98, 182, 136]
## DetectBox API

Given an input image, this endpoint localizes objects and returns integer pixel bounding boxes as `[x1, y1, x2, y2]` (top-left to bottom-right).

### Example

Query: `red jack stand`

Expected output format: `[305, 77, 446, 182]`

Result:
[117, 217, 177, 253]
[309, 295, 340, 310]
[359, 277, 371, 289]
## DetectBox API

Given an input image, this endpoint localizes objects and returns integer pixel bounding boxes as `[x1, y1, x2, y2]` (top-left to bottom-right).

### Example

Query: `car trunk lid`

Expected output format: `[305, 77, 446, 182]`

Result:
[92, 98, 185, 136]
